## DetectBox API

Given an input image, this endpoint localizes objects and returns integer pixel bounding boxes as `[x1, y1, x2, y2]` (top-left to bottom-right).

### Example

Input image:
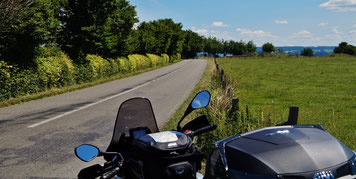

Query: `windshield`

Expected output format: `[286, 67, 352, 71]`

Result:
[108, 98, 159, 151]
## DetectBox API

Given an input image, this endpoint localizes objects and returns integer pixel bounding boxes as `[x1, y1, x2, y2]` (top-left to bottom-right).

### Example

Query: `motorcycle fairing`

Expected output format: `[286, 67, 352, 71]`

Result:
[106, 98, 159, 153]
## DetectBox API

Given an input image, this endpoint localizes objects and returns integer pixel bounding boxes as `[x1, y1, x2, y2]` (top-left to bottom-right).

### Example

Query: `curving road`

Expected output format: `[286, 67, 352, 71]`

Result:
[0, 59, 207, 178]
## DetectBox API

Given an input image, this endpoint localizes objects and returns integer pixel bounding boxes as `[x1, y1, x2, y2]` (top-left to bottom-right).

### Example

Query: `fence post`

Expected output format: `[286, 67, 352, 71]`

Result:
[231, 98, 239, 112]
[214, 57, 216, 64]
[246, 105, 249, 121]
[287, 107, 299, 125]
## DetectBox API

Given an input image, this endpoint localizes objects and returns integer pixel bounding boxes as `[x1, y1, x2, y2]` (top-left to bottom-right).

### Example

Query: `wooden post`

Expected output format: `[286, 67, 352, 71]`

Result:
[246, 105, 249, 121]
[214, 57, 217, 64]
[232, 98, 239, 112]
[221, 69, 224, 81]
[287, 107, 299, 125]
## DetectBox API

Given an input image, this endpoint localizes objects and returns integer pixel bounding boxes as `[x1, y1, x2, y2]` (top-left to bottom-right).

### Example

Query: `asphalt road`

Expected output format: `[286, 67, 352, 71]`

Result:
[0, 59, 207, 178]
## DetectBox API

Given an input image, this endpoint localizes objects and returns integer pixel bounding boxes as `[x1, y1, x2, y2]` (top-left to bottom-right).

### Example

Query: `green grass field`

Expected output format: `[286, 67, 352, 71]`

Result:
[217, 55, 356, 150]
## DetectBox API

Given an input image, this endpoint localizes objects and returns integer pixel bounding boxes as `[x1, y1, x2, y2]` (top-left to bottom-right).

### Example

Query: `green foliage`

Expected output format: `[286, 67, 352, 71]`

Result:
[246, 40, 257, 55]
[128, 54, 151, 71]
[59, 0, 138, 62]
[161, 54, 170, 64]
[132, 19, 184, 56]
[0, 0, 62, 66]
[203, 37, 224, 55]
[35, 51, 75, 88]
[118, 57, 131, 73]
[146, 54, 160, 67]
[182, 30, 203, 59]
[262, 42, 275, 53]
[334, 42, 356, 56]
[85, 54, 111, 80]
[301, 48, 314, 56]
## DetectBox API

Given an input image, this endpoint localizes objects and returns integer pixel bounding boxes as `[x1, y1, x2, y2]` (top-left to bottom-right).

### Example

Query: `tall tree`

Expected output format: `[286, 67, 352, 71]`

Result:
[262, 42, 275, 53]
[133, 19, 184, 55]
[301, 48, 314, 56]
[182, 30, 203, 59]
[0, 0, 62, 66]
[246, 40, 257, 54]
[59, 0, 138, 63]
[334, 42, 356, 56]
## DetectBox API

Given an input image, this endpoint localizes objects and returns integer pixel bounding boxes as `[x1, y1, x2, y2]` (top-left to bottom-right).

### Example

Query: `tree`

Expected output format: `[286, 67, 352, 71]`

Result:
[182, 30, 203, 59]
[59, 0, 138, 63]
[262, 42, 275, 53]
[133, 19, 184, 56]
[203, 37, 223, 56]
[334, 42, 356, 56]
[301, 48, 314, 56]
[0, 0, 62, 66]
[246, 40, 257, 55]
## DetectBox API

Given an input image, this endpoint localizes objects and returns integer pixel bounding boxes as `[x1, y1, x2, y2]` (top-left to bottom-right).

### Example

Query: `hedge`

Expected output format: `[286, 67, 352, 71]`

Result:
[0, 52, 181, 101]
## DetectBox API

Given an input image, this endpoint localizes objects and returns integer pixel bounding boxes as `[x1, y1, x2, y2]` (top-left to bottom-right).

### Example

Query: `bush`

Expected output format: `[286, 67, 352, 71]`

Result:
[118, 57, 131, 73]
[146, 54, 160, 67]
[128, 54, 151, 71]
[0, 61, 42, 100]
[170, 53, 181, 62]
[161, 54, 170, 64]
[0, 61, 13, 99]
[85, 54, 111, 80]
[35, 51, 75, 88]
[109, 58, 120, 75]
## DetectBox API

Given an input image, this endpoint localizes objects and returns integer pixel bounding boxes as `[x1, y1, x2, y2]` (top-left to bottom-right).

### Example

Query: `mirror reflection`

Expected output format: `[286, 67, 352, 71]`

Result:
[191, 91, 210, 109]
[75, 144, 99, 162]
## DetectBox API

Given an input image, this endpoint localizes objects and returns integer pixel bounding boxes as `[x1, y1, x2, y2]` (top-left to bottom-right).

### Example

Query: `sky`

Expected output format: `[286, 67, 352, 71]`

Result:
[129, 0, 356, 46]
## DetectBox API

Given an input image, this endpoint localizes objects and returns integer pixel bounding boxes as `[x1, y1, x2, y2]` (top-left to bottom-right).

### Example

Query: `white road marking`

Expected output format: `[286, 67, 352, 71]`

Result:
[27, 63, 189, 128]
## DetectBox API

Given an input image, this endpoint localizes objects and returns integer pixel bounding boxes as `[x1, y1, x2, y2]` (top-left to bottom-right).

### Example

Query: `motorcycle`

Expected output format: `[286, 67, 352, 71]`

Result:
[75, 90, 216, 179]
[75, 91, 356, 179]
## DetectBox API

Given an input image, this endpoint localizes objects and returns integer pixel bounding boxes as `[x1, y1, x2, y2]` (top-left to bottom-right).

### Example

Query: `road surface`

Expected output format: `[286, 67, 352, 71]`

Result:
[0, 59, 207, 178]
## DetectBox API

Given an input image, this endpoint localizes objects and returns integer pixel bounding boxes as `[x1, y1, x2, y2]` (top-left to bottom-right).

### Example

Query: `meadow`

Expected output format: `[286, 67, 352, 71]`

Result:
[217, 55, 356, 150]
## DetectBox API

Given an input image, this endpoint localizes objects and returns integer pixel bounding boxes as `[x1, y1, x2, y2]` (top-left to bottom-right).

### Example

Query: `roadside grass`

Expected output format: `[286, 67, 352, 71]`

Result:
[0, 62, 178, 108]
[217, 55, 356, 150]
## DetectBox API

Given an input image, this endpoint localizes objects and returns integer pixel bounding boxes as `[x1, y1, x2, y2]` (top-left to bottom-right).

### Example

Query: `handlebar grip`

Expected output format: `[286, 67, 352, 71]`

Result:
[194, 124, 217, 136]
[101, 167, 120, 179]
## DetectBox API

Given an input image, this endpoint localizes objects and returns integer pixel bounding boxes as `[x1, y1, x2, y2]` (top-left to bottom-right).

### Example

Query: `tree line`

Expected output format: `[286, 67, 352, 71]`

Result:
[1, 0, 354, 69]
[0, 0, 260, 68]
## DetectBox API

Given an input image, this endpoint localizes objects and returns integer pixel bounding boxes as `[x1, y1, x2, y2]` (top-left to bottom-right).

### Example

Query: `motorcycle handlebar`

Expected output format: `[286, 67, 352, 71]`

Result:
[193, 124, 217, 136]
[101, 167, 120, 179]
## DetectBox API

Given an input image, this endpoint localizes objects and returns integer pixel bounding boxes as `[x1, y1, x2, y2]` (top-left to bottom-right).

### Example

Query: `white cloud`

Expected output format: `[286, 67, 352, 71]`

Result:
[350, 30, 356, 33]
[332, 27, 342, 34]
[353, 24, 356, 28]
[291, 30, 312, 38]
[236, 28, 277, 38]
[211, 21, 229, 27]
[318, 22, 329, 27]
[320, 0, 356, 11]
[274, 20, 288, 24]
[192, 27, 209, 36]
[210, 30, 233, 40]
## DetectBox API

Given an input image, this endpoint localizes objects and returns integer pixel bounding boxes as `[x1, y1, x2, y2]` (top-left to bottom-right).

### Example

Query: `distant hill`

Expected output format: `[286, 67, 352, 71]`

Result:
[257, 46, 336, 56]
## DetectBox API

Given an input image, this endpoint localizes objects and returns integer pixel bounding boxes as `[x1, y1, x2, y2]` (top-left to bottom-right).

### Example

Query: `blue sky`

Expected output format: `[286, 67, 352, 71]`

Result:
[129, 0, 356, 46]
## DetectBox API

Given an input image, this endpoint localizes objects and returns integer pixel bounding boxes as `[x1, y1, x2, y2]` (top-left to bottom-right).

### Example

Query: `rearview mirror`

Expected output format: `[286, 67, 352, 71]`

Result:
[75, 144, 100, 162]
[177, 90, 211, 131]
[191, 91, 210, 109]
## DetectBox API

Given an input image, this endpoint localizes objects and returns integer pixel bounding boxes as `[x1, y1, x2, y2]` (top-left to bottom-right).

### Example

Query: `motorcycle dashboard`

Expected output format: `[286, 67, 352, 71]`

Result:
[129, 127, 151, 139]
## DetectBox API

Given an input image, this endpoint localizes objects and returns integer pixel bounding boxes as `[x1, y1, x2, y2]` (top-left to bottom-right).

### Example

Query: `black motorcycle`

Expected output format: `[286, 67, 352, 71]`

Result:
[75, 91, 356, 179]
[75, 90, 216, 179]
